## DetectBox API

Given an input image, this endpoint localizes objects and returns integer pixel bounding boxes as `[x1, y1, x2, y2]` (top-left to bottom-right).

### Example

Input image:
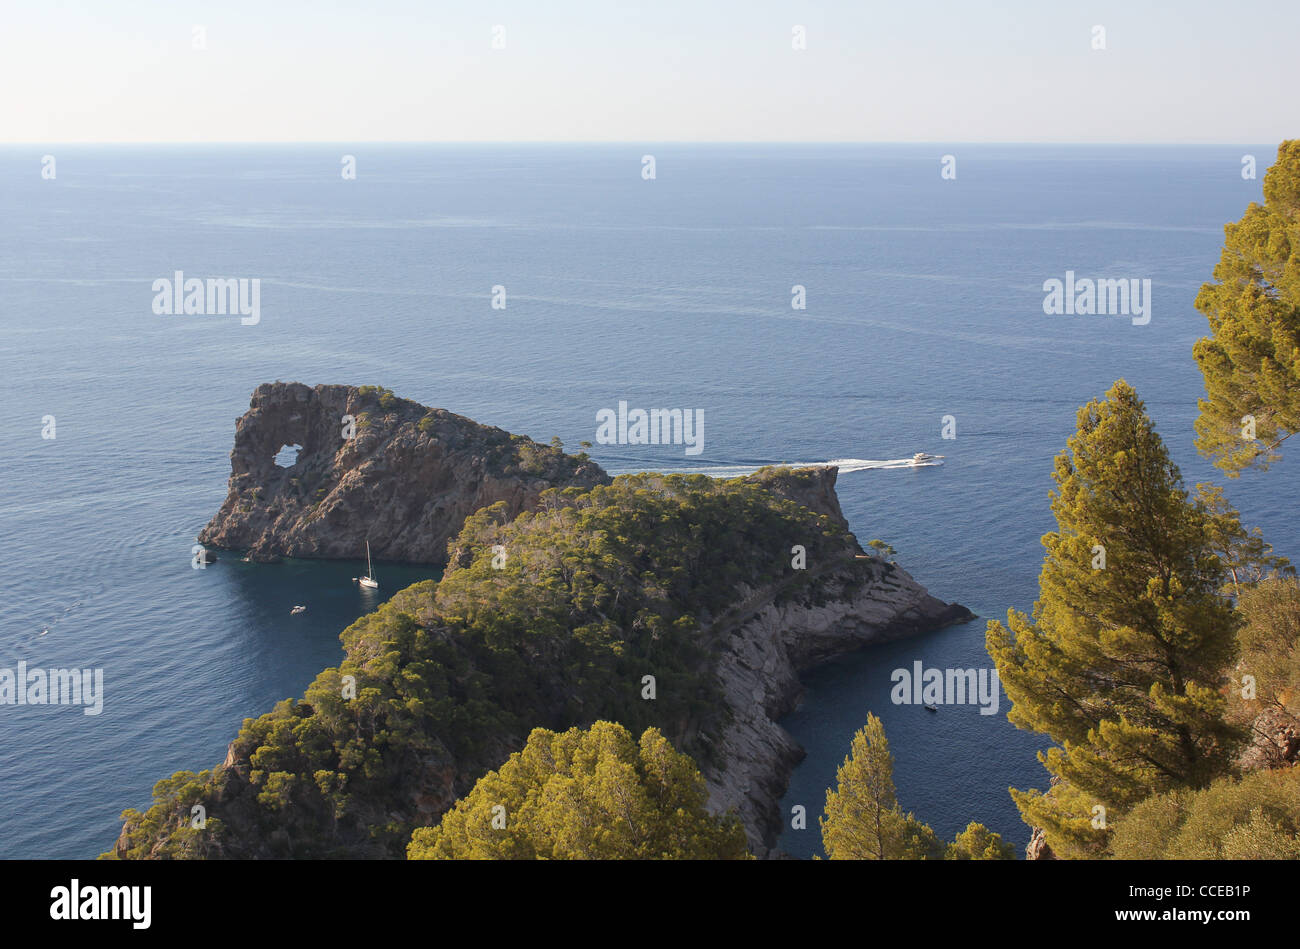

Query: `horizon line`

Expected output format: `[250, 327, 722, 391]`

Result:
[0, 139, 1280, 147]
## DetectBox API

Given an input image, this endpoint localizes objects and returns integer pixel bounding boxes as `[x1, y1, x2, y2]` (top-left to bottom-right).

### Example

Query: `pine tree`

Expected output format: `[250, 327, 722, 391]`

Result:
[986, 381, 1245, 857]
[1193, 140, 1300, 476]
[406, 721, 749, 860]
[945, 822, 1016, 860]
[1196, 483, 1293, 597]
[820, 714, 940, 859]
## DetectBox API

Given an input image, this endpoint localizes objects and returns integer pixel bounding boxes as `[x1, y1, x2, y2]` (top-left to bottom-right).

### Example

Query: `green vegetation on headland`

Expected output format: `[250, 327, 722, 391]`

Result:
[407, 721, 750, 859]
[107, 468, 863, 859]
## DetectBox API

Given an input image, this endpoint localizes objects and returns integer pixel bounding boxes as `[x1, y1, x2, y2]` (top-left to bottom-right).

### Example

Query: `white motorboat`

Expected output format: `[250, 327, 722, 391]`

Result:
[911, 452, 944, 466]
[290, 605, 307, 615]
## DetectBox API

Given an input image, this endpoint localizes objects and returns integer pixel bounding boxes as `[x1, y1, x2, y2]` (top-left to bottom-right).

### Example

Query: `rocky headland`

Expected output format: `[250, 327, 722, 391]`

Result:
[111, 387, 970, 860]
[198, 382, 609, 564]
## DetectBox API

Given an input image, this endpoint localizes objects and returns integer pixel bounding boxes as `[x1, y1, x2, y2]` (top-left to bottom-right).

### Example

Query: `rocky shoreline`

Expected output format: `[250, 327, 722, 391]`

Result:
[706, 468, 973, 854]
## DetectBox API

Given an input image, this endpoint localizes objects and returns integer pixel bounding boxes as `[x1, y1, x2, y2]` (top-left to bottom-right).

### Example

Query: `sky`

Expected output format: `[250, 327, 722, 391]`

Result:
[3, 0, 1297, 144]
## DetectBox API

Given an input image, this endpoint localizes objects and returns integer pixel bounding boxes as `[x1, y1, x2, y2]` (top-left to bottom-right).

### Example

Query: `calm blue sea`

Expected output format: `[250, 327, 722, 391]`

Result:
[0, 144, 1289, 859]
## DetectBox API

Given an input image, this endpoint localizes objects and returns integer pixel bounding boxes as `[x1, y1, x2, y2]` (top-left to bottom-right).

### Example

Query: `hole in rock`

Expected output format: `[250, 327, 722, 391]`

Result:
[274, 444, 303, 468]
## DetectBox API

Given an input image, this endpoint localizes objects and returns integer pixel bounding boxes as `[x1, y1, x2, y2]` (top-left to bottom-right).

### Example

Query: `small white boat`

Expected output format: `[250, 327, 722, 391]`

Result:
[911, 452, 944, 466]
[290, 605, 307, 615]
[358, 540, 379, 590]
[924, 703, 938, 712]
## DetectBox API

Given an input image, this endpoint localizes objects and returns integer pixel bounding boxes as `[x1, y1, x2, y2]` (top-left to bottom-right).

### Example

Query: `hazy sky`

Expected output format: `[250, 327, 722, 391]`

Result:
[4, 0, 1296, 143]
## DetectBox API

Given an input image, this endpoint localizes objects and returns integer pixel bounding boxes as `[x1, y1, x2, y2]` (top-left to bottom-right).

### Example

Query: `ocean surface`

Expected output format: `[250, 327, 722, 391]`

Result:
[0, 144, 1290, 859]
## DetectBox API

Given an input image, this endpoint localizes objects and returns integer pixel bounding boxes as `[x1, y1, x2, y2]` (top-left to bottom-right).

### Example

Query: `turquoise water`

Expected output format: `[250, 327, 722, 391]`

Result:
[0, 144, 1290, 858]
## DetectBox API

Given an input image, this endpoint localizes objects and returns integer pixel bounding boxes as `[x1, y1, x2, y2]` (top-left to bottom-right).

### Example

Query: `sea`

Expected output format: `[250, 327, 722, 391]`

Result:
[0, 143, 1289, 859]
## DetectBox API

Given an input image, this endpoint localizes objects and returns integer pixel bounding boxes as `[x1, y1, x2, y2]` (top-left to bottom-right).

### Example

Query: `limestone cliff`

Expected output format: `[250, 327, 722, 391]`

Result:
[198, 383, 610, 564]
[702, 467, 972, 854]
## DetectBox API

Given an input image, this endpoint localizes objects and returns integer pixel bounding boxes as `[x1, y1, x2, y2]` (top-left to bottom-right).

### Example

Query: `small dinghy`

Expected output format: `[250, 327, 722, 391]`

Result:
[290, 605, 307, 616]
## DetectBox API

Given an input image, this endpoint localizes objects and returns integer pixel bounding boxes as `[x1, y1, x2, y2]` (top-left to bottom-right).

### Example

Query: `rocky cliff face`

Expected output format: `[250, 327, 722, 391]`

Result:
[1025, 827, 1056, 860]
[701, 467, 972, 854]
[198, 383, 610, 564]
[701, 566, 971, 855]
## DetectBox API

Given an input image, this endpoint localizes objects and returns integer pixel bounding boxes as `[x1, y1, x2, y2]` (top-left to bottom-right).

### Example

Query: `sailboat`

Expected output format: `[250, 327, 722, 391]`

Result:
[358, 540, 379, 589]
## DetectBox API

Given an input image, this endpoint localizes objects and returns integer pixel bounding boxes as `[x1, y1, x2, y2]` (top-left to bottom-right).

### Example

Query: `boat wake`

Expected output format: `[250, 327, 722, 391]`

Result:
[607, 456, 944, 478]
[824, 456, 945, 472]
